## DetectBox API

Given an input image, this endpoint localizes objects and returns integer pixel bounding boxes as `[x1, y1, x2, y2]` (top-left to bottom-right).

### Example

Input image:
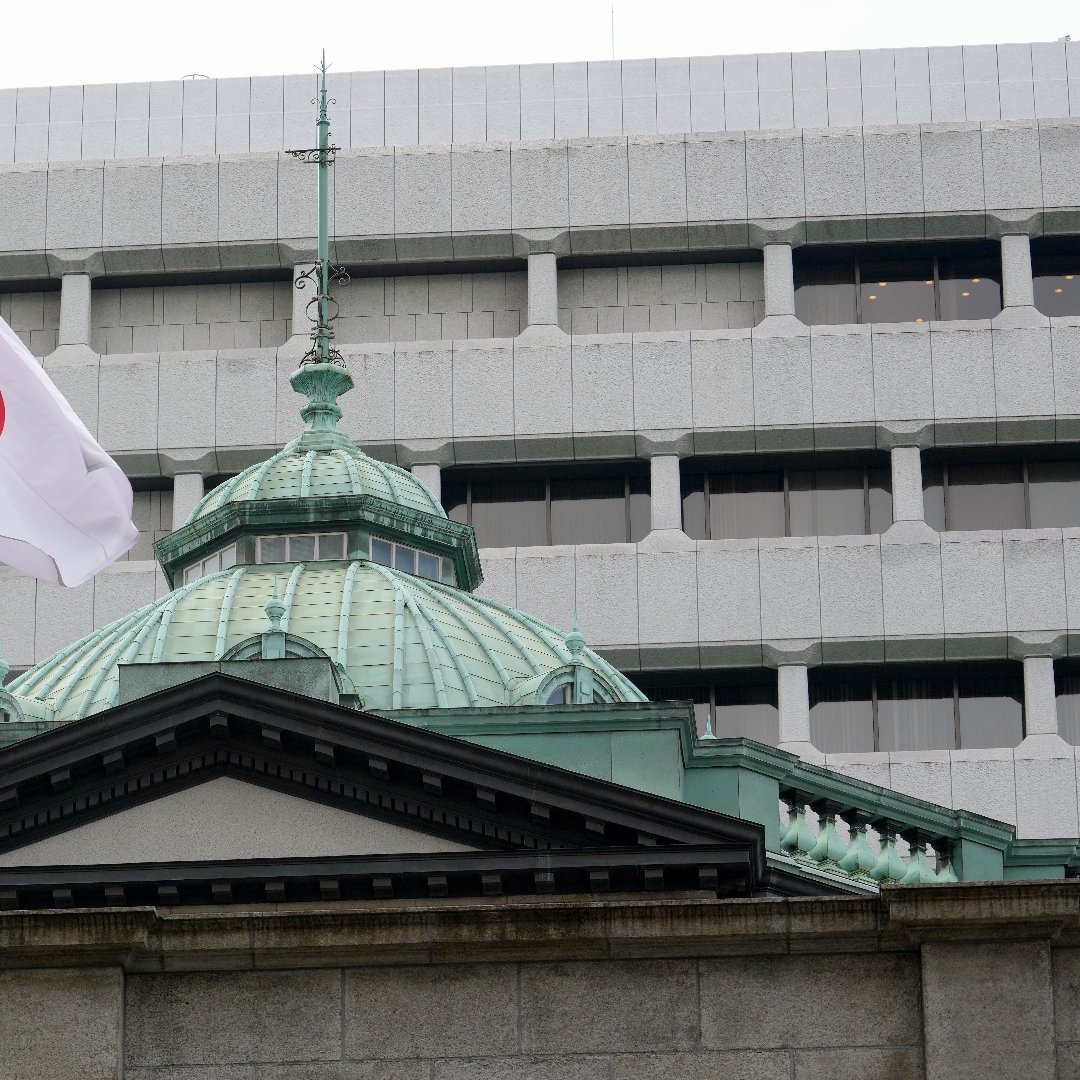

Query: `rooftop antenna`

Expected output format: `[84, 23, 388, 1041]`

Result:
[287, 50, 350, 367]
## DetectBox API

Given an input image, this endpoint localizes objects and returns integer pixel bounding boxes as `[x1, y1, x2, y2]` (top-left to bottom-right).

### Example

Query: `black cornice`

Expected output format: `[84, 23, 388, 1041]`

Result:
[0, 674, 845, 906]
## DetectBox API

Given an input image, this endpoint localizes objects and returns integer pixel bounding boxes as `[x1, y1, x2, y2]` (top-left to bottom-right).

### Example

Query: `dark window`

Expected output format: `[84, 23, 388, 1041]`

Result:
[795, 243, 1001, 326]
[924, 457, 1080, 531]
[443, 465, 650, 548]
[633, 671, 778, 743]
[1057, 660, 1080, 744]
[810, 665, 1024, 753]
[1032, 243, 1080, 317]
[369, 537, 446, 582]
[683, 460, 891, 540]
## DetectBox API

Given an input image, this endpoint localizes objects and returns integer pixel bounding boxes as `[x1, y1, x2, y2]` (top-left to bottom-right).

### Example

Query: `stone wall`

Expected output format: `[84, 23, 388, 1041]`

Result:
[0, 288, 60, 355]
[0, 882, 1076, 1079]
[90, 281, 292, 353]
[557, 261, 764, 333]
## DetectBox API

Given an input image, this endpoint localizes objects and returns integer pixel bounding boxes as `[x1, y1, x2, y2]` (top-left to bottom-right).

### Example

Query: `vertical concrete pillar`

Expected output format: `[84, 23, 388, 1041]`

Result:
[648, 455, 683, 534]
[58, 273, 92, 347]
[762, 243, 795, 318]
[1000, 233, 1036, 309]
[777, 664, 817, 757]
[922, 941, 1055, 1080]
[412, 463, 442, 506]
[171, 473, 205, 532]
[526, 252, 559, 328]
[890, 446, 925, 523]
[1023, 656, 1059, 738]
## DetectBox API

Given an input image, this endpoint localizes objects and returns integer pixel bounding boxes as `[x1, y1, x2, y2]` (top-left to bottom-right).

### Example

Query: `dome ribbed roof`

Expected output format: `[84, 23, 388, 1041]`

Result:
[185, 442, 444, 527]
[5, 565, 645, 725]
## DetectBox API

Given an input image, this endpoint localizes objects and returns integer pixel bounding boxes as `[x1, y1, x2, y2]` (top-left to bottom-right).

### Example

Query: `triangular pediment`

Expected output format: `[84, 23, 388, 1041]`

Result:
[0, 776, 477, 867]
[0, 673, 842, 907]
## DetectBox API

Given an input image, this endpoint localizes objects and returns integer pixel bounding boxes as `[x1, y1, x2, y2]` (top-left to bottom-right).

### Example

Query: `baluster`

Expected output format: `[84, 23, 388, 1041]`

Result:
[808, 799, 847, 865]
[780, 790, 817, 856]
[900, 829, 941, 884]
[838, 810, 878, 876]
[870, 819, 908, 882]
[933, 839, 959, 883]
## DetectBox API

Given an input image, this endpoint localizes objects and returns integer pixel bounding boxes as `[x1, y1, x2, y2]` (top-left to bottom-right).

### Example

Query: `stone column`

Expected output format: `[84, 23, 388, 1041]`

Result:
[883, 443, 937, 543]
[1019, 655, 1068, 752]
[777, 664, 821, 759]
[1001, 233, 1036, 309]
[994, 233, 1046, 328]
[890, 446, 924, 523]
[171, 474, 205, 532]
[58, 273, 92, 348]
[526, 252, 559, 329]
[412, 463, 442, 506]
[763, 243, 795, 318]
[648, 455, 683, 534]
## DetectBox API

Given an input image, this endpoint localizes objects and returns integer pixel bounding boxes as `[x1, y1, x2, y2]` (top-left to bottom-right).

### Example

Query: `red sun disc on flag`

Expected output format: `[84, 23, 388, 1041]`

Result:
[0, 387, 5, 438]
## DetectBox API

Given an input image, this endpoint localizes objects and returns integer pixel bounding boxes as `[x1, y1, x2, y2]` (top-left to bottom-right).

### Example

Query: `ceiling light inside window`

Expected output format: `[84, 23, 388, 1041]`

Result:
[961, 291, 971, 297]
[1056, 287, 1064, 294]
[867, 294, 877, 300]
[915, 317, 924, 323]
[878, 281, 887, 287]
[925, 279, 934, 286]
[972, 278, 981, 284]
[1067, 275, 1075, 281]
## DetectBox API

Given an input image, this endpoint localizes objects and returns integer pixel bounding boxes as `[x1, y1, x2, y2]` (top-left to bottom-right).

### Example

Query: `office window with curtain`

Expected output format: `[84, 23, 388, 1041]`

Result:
[633, 672, 779, 743]
[794, 242, 1002, 326]
[924, 456, 1080, 531]
[809, 665, 1024, 753]
[443, 464, 650, 549]
[682, 459, 892, 540]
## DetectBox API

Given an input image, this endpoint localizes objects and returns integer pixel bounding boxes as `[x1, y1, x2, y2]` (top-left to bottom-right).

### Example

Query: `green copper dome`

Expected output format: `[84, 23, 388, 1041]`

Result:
[0, 360, 646, 727]
[3, 565, 645, 724]
[184, 441, 443, 528]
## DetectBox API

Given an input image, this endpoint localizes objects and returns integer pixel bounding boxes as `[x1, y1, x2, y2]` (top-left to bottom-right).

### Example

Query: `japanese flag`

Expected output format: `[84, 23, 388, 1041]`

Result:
[0, 316, 137, 587]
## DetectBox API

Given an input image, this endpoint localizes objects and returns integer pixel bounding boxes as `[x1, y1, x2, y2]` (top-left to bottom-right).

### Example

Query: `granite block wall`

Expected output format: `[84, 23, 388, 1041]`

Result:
[333, 270, 527, 344]
[90, 281, 292, 353]
[557, 261, 764, 333]
[0, 288, 60, 355]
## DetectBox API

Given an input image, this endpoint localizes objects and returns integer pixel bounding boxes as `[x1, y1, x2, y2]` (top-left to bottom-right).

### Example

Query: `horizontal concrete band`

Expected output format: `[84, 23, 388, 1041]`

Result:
[41, 319, 1080, 475]
[4, 527, 1080, 669]
[0, 882, 1070, 965]
[2, 120, 1080, 276]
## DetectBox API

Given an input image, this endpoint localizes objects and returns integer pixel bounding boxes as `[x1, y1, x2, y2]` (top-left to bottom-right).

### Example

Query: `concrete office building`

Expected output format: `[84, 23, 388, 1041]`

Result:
[5, 38, 1080, 1080]
[3, 38, 1080, 847]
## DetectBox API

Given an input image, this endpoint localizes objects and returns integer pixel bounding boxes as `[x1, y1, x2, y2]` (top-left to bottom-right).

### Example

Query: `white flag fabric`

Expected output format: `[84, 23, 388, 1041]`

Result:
[0, 316, 137, 587]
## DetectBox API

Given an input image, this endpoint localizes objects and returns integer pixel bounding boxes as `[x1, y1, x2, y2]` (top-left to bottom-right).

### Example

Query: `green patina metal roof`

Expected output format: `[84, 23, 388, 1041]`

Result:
[184, 441, 443, 527]
[4, 565, 644, 724]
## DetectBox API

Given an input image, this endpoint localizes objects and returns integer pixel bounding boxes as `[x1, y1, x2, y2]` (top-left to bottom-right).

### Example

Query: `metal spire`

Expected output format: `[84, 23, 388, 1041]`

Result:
[287, 51, 350, 366]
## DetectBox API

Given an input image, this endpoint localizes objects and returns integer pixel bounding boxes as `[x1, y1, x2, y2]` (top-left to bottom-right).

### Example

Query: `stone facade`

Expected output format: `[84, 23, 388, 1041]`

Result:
[0, 882, 1077, 1079]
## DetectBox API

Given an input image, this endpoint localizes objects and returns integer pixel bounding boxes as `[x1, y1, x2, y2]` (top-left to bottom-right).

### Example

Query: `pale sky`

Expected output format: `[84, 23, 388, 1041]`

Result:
[2, 0, 1077, 89]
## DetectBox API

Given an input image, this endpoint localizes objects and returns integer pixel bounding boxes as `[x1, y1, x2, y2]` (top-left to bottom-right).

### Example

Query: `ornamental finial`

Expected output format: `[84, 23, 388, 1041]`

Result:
[565, 615, 586, 661]
[288, 51, 350, 367]
[290, 360, 354, 448]
[265, 580, 286, 634]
